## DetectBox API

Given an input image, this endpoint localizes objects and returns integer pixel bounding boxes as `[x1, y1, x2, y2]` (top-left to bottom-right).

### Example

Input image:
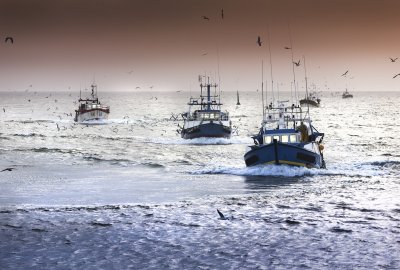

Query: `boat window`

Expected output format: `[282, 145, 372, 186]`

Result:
[281, 135, 289, 143]
[273, 135, 280, 142]
[290, 134, 297, 142]
[264, 136, 272, 144]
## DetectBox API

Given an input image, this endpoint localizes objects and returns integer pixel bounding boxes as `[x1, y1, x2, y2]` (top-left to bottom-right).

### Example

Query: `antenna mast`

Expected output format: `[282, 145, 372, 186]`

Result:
[288, 24, 297, 105]
[267, 26, 275, 104]
[303, 55, 310, 118]
[261, 61, 265, 119]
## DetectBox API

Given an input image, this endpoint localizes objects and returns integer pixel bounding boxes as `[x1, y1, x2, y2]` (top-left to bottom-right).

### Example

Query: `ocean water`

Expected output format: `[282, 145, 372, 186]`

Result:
[0, 90, 399, 269]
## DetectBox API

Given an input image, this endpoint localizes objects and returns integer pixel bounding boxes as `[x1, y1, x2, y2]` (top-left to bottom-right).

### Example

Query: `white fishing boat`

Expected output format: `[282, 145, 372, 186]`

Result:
[74, 83, 110, 124]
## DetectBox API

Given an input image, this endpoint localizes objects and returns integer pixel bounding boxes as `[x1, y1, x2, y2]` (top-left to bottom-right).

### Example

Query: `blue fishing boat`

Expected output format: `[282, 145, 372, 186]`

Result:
[244, 53, 325, 169]
[244, 101, 325, 168]
[179, 77, 231, 139]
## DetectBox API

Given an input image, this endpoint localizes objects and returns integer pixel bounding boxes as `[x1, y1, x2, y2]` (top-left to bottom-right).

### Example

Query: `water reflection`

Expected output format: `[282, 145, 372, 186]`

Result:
[244, 175, 300, 190]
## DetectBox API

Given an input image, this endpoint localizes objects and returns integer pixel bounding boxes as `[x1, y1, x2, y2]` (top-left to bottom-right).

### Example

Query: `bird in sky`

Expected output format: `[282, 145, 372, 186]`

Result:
[341, 70, 349, 77]
[284, 46, 291, 50]
[393, 73, 400, 78]
[135, 86, 141, 89]
[293, 60, 300, 67]
[5, 37, 13, 44]
[1, 168, 16, 172]
[257, 36, 262, 46]
[221, 9, 224, 19]
[389, 57, 398, 62]
[201, 16, 210, 20]
[202, 52, 208, 56]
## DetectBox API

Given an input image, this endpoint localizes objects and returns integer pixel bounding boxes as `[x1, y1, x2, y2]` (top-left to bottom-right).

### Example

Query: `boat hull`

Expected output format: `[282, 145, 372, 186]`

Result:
[244, 140, 324, 168]
[75, 109, 109, 123]
[299, 99, 320, 107]
[181, 122, 231, 139]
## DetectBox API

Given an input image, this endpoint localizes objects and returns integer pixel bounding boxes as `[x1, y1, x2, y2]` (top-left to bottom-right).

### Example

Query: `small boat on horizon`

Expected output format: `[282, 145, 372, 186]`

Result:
[74, 83, 110, 124]
[342, 89, 353, 98]
[178, 76, 232, 139]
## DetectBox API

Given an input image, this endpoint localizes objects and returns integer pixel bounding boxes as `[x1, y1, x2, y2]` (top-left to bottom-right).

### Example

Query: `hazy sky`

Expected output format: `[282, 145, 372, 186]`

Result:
[1, 0, 400, 92]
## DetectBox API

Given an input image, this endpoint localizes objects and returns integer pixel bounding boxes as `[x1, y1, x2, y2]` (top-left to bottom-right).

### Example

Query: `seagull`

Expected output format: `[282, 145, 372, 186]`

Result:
[341, 70, 349, 77]
[127, 70, 134, 75]
[1, 168, 16, 172]
[389, 57, 398, 62]
[293, 60, 300, 67]
[201, 16, 210, 20]
[5, 37, 13, 44]
[176, 90, 182, 92]
[393, 73, 400, 78]
[217, 209, 227, 220]
[284, 46, 291, 50]
[135, 86, 141, 89]
[257, 36, 262, 46]
[202, 52, 208, 56]
[221, 9, 224, 19]
[3, 108, 5, 113]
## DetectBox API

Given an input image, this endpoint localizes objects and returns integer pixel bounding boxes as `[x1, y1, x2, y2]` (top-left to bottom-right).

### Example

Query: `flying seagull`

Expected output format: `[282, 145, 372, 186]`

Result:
[5, 37, 13, 44]
[217, 209, 227, 220]
[393, 73, 400, 78]
[221, 9, 224, 19]
[293, 60, 300, 67]
[201, 16, 210, 20]
[341, 70, 349, 77]
[389, 57, 398, 62]
[201, 52, 208, 56]
[257, 36, 262, 46]
[1, 168, 16, 172]
[284, 46, 291, 50]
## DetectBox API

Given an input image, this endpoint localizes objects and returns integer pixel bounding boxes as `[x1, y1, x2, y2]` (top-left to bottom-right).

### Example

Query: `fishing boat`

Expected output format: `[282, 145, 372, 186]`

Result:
[299, 91, 320, 107]
[74, 83, 110, 123]
[244, 101, 325, 168]
[179, 77, 232, 139]
[342, 89, 353, 98]
[244, 55, 325, 169]
[236, 90, 241, 105]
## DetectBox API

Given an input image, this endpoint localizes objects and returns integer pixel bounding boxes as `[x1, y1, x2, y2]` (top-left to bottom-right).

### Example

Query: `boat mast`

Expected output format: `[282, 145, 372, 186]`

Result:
[267, 26, 275, 105]
[303, 55, 310, 120]
[261, 60, 265, 119]
[288, 24, 298, 105]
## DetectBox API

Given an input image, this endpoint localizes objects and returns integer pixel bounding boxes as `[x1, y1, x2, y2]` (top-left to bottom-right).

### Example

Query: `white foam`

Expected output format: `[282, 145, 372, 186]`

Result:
[193, 163, 386, 177]
[147, 136, 253, 145]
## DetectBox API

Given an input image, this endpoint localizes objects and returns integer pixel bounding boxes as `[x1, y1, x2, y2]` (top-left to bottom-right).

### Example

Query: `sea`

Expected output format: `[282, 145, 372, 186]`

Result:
[0, 90, 399, 269]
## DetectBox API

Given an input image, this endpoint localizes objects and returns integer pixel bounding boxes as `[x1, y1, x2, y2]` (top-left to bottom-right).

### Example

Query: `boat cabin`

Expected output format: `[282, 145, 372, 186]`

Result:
[263, 130, 300, 144]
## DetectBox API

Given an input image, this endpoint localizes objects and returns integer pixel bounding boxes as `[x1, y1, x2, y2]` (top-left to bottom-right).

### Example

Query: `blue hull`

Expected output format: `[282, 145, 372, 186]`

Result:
[182, 122, 231, 139]
[244, 140, 324, 168]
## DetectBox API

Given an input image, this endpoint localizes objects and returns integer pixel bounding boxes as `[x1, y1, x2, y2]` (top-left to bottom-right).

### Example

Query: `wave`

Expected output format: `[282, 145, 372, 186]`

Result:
[147, 136, 253, 145]
[11, 133, 46, 138]
[192, 163, 386, 177]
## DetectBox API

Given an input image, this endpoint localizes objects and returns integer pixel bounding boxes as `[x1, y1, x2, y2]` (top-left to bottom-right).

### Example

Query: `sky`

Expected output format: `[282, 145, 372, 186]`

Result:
[1, 0, 400, 92]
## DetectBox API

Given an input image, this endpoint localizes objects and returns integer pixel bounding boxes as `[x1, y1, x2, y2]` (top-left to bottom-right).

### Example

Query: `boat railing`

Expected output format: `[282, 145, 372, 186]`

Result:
[186, 113, 229, 122]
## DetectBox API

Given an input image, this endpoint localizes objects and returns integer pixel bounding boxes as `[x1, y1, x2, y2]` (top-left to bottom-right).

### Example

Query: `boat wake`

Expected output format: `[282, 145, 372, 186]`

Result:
[147, 136, 252, 145]
[192, 162, 388, 177]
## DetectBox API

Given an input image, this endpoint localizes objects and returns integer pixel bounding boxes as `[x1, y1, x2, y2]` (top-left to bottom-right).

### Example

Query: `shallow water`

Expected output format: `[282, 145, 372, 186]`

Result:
[0, 91, 399, 269]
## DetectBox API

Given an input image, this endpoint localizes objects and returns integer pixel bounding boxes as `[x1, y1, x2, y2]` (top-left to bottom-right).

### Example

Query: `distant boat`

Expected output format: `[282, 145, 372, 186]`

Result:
[299, 91, 320, 107]
[179, 76, 232, 139]
[74, 83, 110, 123]
[342, 89, 353, 98]
[236, 90, 241, 105]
